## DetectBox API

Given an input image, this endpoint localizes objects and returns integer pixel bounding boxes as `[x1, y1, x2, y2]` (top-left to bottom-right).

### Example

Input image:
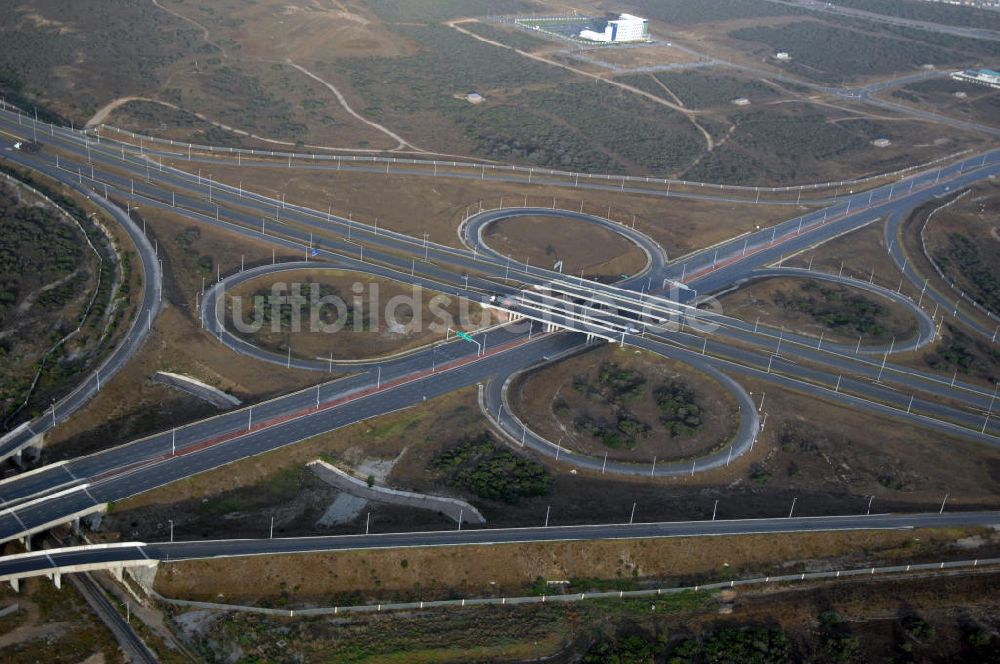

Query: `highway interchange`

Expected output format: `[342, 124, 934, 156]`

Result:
[0, 101, 998, 585]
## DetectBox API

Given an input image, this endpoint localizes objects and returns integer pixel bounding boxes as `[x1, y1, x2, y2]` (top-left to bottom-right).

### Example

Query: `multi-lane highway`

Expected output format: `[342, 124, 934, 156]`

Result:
[0, 101, 997, 582]
[3, 510, 999, 583]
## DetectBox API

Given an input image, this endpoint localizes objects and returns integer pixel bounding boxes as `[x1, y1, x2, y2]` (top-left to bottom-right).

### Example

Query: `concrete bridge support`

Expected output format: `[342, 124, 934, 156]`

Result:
[126, 563, 158, 595]
[11, 433, 45, 468]
[4, 560, 158, 594]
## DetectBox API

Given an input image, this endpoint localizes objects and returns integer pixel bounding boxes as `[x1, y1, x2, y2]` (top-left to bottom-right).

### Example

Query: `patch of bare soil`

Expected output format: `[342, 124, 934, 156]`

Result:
[576, 42, 701, 70]
[483, 214, 647, 279]
[509, 344, 738, 462]
[223, 267, 482, 361]
[737, 376, 1000, 507]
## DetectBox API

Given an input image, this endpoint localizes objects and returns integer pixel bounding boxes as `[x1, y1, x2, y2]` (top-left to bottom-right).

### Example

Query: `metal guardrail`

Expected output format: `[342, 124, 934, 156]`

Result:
[90, 121, 971, 194]
[918, 190, 1000, 327]
[0, 100, 970, 196]
[150, 556, 1000, 617]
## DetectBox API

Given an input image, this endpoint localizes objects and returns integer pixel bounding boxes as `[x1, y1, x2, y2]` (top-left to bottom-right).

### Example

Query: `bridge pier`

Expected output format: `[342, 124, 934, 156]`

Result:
[21, 536, 30, 552]
[72, 517, 81, 536]
[11, 433, 45, 469]
[0, 554, 159, 596]
[0, 424, 44, 468]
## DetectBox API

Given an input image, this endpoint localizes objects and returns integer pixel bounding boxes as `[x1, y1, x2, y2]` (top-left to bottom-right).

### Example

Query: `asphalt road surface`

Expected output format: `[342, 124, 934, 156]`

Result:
[2, 511, 998, 581]
[0, 159, 162, 464]
[0, 105, 997, 564]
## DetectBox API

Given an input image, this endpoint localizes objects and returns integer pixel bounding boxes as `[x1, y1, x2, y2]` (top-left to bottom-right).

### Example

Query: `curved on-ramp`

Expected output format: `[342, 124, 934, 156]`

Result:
[460, 206, 667, 289]
[885, 205, 1000, 341]
[0, 158, 162, 464]
[199, 259, 520, 374]
[483, 338, 760, 478]
[741, 267, 937, 354]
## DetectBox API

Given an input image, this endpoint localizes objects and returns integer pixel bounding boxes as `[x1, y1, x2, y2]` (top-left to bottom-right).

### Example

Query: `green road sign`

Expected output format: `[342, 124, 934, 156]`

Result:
[456, 331, 475, 342]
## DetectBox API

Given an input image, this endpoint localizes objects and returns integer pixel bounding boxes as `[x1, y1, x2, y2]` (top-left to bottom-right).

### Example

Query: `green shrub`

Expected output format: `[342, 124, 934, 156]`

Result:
[430, 435, 551, 503]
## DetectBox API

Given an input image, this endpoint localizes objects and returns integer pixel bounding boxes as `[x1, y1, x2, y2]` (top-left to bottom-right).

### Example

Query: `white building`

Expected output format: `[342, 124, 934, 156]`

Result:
[951, 68, 1000, 89]
[579, 14, 649, 43]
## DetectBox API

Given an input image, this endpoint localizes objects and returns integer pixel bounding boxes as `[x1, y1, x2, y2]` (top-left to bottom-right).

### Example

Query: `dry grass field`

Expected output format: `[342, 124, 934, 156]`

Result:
[166, 160, 799, 257]
[161, 569, 1000, 663]
[717, 275, 920, 345]
[43, 206, 326, 462]
[223, 267, 482, 361]
[5, 0, 988, 184]
[509, 344, 739, 462]
[482, 214, 648, 278]
[154, 526, 991, 604]
[886, 77, 1000, 131]
[921, 182, 1000, 318]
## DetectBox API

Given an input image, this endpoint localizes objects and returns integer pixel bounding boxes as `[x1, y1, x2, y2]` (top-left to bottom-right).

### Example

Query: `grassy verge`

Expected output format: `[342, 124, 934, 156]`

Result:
[153, 526, 995, 606]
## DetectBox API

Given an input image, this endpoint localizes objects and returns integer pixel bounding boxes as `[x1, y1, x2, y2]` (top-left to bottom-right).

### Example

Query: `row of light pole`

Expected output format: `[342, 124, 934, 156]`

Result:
[159, 488, 956, 543]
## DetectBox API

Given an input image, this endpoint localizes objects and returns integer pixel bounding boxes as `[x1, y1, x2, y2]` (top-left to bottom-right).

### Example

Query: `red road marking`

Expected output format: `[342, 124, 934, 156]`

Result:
[681, 177, 940, 285]
[92, 334, 538, 485]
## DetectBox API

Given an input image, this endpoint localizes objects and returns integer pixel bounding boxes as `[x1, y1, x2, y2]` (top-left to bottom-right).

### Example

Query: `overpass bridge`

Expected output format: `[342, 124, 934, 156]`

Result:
[0, 542, 156, 592]
[484, 277, 708, 343]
